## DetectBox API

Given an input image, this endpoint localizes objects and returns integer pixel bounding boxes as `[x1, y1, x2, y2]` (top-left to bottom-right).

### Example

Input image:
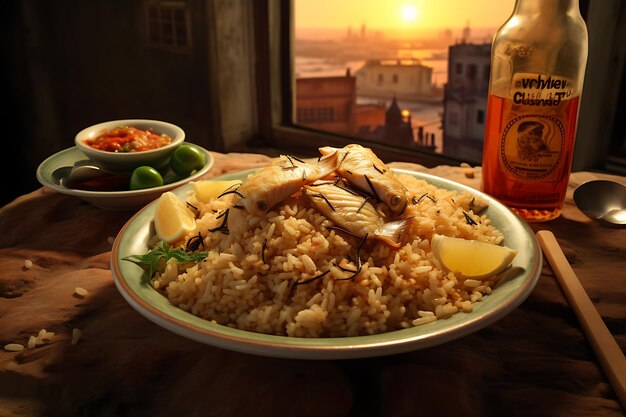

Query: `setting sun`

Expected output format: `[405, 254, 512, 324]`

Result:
[295, 0, 515, 33]
[400, 5, 418, 22]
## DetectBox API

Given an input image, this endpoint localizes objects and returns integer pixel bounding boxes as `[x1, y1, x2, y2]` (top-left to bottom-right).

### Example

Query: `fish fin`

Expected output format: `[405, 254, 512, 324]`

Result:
[319, 146, 340, 156]
[374, 217, 413, 248]
[315, 149, 340, 178]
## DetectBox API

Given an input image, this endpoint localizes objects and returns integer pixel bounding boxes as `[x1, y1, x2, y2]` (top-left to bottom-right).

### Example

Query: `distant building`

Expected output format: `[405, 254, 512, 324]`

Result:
[439, 28, 453, 45]
[442, 43, 491, 162]
[357, 97, 435, 151]
[383, 97, 416, 146]
[295, 72, 357, 135]
[354, 103, 386, 132]
[295, 71, 435, 152]
[354, 59, 439, 103]
[461, 21, 471, 44]
[296, 70, 394, 136]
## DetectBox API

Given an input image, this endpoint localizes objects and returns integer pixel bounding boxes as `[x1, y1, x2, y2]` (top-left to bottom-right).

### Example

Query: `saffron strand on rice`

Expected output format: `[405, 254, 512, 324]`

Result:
[537, 230, 626, 410]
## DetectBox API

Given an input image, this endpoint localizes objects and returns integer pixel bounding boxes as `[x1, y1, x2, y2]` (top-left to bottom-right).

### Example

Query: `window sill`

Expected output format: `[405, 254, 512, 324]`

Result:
[265, 125, 467, 167]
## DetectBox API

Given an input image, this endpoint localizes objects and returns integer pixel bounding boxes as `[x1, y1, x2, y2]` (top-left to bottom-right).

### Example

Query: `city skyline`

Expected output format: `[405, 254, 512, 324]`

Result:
[295, 26, 499, 42]
[295, 0, 516, 35]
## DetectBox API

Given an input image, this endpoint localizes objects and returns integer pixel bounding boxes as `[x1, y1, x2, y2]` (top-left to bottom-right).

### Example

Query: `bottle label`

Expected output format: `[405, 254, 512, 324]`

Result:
[500, 114, 565, 180]
[499, 73, 573, 180]
[509, 73, 574, 105]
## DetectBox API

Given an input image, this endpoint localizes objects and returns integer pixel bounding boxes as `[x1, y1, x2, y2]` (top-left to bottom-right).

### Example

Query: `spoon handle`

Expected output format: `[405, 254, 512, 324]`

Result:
[536, 230, 626, 409]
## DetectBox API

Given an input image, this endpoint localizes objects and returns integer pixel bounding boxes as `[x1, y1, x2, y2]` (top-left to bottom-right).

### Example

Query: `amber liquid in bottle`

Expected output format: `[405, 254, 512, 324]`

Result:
[481, 93, 581, 222]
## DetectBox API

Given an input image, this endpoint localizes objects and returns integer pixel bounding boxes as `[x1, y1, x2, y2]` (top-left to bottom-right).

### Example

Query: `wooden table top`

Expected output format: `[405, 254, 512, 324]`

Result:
[1, 151, 624, 417]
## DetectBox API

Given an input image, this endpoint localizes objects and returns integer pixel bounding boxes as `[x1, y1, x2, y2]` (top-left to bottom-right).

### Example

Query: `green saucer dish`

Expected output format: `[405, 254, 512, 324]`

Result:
[36, 144, 213, 210]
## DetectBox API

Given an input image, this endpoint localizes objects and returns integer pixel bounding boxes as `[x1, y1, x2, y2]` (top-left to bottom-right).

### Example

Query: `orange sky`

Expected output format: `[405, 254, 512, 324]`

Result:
[295, 0, 516, 32]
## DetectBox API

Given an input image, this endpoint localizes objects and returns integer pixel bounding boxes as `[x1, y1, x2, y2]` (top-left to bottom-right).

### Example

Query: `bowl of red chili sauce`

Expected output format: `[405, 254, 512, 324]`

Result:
[75, 119, 185, 172]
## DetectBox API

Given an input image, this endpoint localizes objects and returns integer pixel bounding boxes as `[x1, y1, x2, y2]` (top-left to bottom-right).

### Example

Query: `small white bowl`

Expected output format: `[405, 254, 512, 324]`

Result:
[75, 119, 185, 173]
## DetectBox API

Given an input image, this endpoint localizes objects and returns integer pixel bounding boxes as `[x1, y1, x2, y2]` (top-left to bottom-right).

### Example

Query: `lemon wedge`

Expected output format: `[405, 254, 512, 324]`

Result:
[154, 192, 196, 243]
[431, 234, 517, 279]
[191, 180, 242, 203]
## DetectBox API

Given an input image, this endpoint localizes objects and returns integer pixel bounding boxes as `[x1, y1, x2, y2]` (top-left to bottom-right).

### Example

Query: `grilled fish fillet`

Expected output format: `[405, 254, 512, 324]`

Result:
[235, 152, 339, 216]
[303, 180, 411, 248]
[319, 144, 409, 214]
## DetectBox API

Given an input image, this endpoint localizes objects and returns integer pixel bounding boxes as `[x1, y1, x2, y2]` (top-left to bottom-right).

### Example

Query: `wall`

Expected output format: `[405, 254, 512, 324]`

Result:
[295, 76, 356, 134]
[355, 62, 434, 100]
[1, 0, 258, 206]
[447, 44, 491, 96]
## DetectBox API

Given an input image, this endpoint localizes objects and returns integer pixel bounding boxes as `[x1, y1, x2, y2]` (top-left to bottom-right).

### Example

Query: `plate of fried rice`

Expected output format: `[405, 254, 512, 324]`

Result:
[111, 155, 541, 359]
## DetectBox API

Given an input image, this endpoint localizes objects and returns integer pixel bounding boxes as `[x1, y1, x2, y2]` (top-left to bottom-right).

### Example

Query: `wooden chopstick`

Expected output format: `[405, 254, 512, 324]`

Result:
[536, 230, 626, 410]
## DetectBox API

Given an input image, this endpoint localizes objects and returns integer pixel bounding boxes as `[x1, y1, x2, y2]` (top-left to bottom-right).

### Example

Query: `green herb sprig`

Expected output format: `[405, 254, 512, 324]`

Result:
[122, 240, 208, 281]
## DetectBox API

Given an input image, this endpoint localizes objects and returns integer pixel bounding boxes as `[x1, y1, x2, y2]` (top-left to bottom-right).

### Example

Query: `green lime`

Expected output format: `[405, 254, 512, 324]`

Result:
[129, 166, 164, 190]
[170, 145, 206, 177]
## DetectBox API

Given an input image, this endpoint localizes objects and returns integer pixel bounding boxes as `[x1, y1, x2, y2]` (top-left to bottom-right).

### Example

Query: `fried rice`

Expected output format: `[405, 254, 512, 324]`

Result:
[152, 173, 504, 338]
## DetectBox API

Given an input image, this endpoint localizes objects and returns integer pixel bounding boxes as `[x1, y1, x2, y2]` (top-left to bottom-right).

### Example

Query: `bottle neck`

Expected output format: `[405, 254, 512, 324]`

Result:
[513, 0, 580, 16]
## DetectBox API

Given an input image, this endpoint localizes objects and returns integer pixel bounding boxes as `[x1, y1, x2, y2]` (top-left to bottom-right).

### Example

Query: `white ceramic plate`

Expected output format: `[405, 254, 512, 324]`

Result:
[36, 144, 213, 210]
[111, 169, 542, 359]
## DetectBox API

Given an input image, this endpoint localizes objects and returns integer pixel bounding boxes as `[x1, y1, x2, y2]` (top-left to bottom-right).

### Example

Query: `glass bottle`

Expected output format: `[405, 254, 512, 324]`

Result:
[481, 0, 588, 222]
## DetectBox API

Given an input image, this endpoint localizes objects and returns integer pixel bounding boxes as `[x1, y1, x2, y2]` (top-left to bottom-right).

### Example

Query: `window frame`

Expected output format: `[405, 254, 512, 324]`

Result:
[144, 0, 192, 53]
[574, 0, 626, 173]
[253, 0, 626, 172]
[254, 0, 466, 166]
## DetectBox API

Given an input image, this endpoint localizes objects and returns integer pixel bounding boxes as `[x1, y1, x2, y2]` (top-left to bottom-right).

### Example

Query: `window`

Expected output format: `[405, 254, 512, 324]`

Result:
[256, 0, 626, 173]
[145, 0, 191, 51]
[290, 1, 517, 164]
[296, 108, 313, 123]
[317, 107, 334, 122]
[467, 64, 477, 80]
[290, 0, 514, 163]
[297, 107, 334, 123]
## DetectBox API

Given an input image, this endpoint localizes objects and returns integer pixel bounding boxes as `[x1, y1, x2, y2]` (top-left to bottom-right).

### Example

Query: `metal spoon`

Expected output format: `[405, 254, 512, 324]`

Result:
[52, 160, 129, 191]
[51, 166, 73, 186]
[573, 180, 626, 227]
[51, 160, 109, 186]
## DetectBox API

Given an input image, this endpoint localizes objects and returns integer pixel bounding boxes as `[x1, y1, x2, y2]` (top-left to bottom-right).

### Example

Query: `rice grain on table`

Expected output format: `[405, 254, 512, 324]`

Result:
[4, 343, 24, 352]
[153, 174, 505, 338]
[28, 336, 37, 349]
[74, 287, 88, 297]
[72, 329, 82, 345]
[38, 329, 54, 341]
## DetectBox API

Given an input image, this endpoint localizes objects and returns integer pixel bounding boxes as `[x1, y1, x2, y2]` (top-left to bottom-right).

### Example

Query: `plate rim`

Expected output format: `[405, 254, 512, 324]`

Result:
[111, 168, 542, 359]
